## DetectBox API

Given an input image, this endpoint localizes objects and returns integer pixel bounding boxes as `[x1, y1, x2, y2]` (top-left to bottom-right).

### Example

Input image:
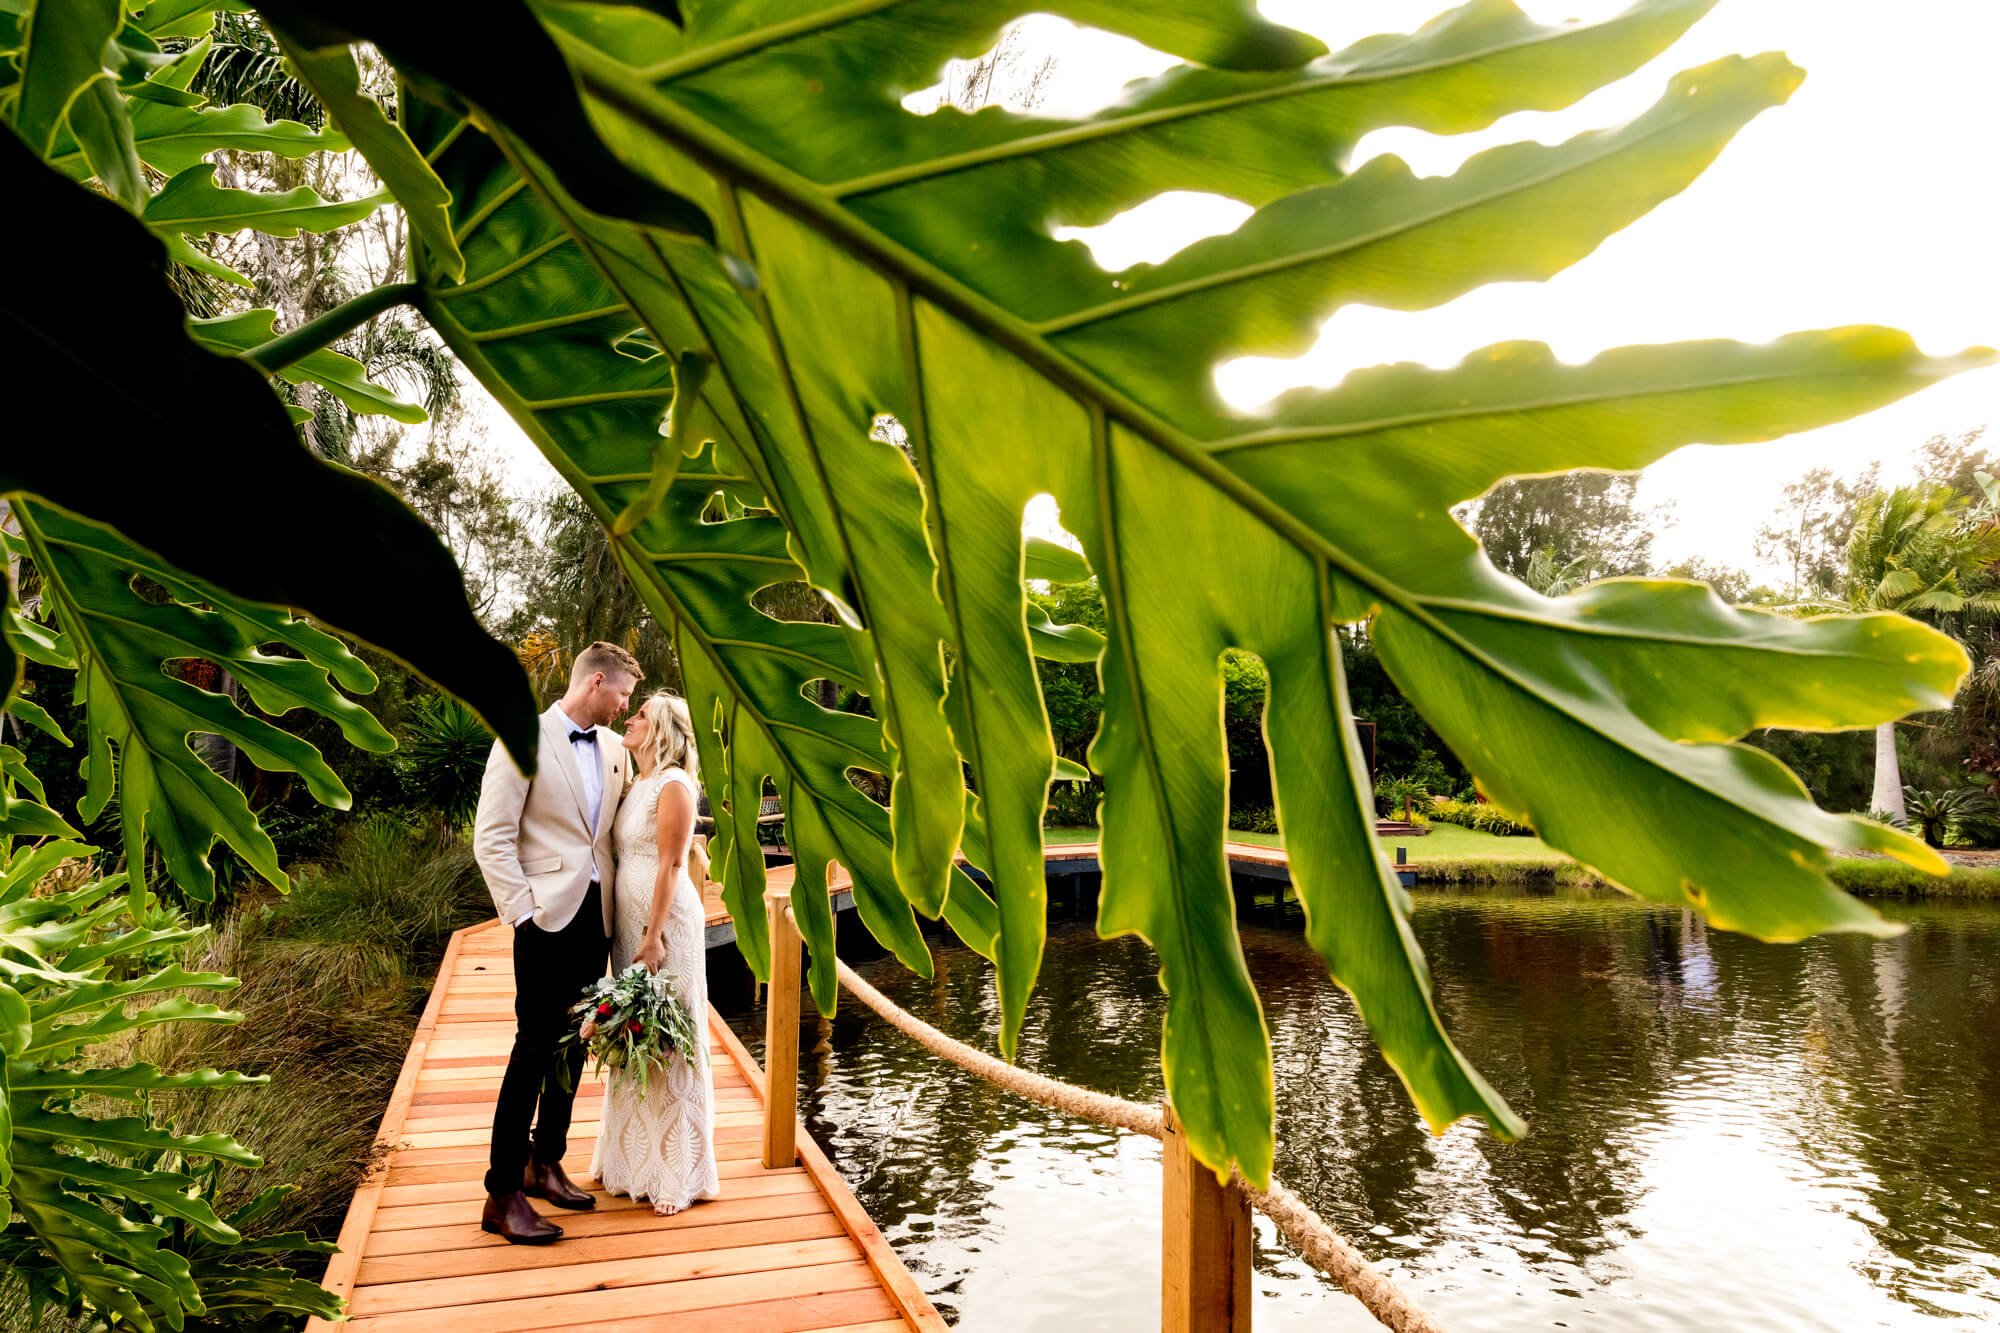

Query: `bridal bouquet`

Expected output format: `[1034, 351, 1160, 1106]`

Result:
[560, 963, 704, 1094]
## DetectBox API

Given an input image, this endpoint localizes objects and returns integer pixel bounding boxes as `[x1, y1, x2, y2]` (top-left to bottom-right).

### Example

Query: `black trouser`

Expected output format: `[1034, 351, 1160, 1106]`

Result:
[485, 884, 606, 1196]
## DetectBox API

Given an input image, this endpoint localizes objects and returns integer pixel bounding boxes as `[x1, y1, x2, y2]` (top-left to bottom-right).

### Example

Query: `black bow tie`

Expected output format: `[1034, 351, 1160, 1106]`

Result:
[568, 729, 596, 744]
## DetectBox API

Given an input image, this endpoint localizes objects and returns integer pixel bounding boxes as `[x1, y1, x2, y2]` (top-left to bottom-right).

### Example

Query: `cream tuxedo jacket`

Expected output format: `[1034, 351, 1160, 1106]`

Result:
[473, 703, 624, 934]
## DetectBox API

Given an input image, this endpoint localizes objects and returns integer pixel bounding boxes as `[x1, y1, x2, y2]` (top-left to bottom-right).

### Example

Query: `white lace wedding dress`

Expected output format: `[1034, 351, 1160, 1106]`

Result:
[590, 765, 720, 1212]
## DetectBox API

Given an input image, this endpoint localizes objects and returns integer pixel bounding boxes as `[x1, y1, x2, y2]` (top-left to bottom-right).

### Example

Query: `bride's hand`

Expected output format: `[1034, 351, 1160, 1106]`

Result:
[636, 935, 667, 975]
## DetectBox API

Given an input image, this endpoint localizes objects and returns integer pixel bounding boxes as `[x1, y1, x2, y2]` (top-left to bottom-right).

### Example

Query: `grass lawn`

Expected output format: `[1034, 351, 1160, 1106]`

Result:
[1045, 821, 2000, 897]
[1384, 823, 1563, 862]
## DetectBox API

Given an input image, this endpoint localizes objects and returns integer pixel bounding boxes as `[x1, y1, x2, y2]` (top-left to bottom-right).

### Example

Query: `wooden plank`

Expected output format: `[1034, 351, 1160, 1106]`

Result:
[340, 1259, 881, 1332]
[362, 1190, 841, 1257]
[377, 1163, 806, 1207]
[372, 1160, 816, 1216]
[541, 1285, 897, 1333]
[1161, 1103, 1252, 1333]
[384, 1129, 770, 1170]
[347, 1236, 862, 1314]
[353, 1213, 848, 1286]
[383, 1151, 784, 1190]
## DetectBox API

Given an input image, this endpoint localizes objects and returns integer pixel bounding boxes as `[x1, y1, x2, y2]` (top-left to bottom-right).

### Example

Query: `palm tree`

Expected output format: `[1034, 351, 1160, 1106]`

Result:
[1520, 548, 1601, 597]
[1841, 483, 2000, 823]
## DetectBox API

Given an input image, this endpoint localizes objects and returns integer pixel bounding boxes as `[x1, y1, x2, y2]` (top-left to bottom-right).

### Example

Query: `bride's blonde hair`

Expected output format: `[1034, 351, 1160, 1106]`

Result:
[636, 691, 699, 782]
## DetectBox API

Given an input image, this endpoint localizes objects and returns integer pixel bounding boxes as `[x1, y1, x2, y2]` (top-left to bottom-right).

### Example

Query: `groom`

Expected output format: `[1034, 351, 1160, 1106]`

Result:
[472, 640, 641, 1244]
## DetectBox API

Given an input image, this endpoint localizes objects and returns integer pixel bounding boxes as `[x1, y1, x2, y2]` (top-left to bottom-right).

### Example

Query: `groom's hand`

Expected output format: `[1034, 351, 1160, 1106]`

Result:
[636, 936, 667, 975]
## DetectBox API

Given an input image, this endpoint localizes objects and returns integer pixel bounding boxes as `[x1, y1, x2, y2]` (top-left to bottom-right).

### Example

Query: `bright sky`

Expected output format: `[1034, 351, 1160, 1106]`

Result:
[480, 0, 1999, 581]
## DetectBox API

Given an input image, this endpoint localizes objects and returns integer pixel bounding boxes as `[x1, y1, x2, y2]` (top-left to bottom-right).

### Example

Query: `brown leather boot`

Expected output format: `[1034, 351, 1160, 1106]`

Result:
[481, 1189, 562, 1244]
[524, 1158, 595, 1210]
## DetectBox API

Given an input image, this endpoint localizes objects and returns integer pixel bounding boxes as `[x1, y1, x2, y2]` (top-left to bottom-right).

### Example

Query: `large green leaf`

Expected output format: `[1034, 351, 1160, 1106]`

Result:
[11, 1143, 239, 1243]
[7, 1061, 265, 1098]
[191, 308, 427, 422]
[48, 99, 345, 181]
[11, 0, 119, 157]
[143, 161, 386, 236]
[132, 0, 249, 41]
[253, 0, 716, 240]
[0, 130, 538, 768]
[406, 105, 1007, 990]
[372, 0, 1985, 1184]
[14, 502, 396, 897]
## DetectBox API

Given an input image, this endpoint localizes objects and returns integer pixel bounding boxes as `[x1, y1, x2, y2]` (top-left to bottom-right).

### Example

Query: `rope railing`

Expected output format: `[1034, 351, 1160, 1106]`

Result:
[786, 902, 1447, 1333]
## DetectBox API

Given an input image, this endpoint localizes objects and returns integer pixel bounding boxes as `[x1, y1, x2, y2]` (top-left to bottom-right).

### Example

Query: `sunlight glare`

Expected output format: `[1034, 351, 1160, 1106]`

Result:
[1053, 192, 1254, 272]
[1257, 0, 1633, 53]
[900, 16, 1178, 119]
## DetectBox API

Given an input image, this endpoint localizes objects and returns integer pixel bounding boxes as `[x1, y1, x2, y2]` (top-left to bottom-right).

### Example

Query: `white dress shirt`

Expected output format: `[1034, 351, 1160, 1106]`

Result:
[511, 706, 606, 926]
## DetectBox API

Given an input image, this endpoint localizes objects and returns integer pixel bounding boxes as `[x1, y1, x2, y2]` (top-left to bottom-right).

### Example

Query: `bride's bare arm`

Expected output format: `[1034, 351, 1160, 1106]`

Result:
[637, 775, 697, 971]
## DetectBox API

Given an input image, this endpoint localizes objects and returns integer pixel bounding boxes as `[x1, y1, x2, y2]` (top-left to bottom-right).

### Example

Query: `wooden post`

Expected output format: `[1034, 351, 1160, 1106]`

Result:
[1161, 1103, 1252, 1332]
[762, 888, 800, 1169]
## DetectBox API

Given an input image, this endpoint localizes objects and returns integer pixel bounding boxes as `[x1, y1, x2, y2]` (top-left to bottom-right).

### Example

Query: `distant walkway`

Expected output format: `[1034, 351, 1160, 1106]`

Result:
[308, 920, 942, 1331]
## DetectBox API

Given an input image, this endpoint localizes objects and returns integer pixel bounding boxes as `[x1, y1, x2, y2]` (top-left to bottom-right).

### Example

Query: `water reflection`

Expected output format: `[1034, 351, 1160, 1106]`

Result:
[727, 888, 2000, 1330]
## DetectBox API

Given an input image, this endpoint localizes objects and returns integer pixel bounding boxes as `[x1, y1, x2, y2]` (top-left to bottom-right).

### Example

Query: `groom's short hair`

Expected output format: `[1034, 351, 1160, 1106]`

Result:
[572, 640, 643, 684]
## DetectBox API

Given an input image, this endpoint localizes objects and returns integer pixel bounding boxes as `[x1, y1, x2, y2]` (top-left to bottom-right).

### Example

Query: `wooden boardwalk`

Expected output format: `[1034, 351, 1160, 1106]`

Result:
[308, 920, 942, 1332]
[314, 836, 1411, 1328]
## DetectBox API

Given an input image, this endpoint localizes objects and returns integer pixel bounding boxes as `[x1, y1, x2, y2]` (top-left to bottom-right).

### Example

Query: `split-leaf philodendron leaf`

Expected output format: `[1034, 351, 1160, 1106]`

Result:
[356, 0, 1982, 1184]
[0, 131, 539, 780]
[12, 502, 396, 899]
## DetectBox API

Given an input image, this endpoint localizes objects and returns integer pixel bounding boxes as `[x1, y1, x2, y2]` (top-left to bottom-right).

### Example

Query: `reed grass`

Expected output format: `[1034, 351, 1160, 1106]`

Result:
[140, 816, 490, 1243]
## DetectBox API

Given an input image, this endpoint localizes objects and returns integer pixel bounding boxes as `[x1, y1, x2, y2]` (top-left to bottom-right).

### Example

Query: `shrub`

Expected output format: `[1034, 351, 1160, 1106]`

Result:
[1405, 748, 1457, 798]
[1229, 803, 1279, 835]
[1901, 784, 1996, 848]
[1373, 774, 1431, 821]
[402, 693, 493, 831]
[1429, 798, 1536, 838]
[1044, 780, 1101, 830]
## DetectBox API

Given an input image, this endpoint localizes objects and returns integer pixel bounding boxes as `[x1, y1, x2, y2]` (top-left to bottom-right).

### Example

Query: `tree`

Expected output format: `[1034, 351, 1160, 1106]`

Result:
[1841, 484, 2000, 822]
[507, 489, 681, 697]
[1756, 465, 1879, 601]
[1914, 427, 1990, 497]
[1657, 558, 1778, 605]
[4, 0, 1988, 1222]
[1470, 472, 1659, 582]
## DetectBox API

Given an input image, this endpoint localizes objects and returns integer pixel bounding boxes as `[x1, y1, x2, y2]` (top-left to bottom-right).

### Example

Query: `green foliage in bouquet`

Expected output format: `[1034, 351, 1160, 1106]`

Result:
[562, 963, 705, 1097]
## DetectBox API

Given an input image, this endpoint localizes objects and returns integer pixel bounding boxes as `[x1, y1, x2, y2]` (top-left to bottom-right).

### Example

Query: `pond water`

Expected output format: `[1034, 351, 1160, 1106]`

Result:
[724, 887, 2000, 1330]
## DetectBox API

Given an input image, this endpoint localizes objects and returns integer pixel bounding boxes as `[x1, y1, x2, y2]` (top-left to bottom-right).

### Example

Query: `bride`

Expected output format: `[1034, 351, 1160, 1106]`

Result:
[591, 691, 720, 1215]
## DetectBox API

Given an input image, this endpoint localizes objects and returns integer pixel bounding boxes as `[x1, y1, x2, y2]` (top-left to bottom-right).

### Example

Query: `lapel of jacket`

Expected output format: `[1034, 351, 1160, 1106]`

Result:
[540, 705, 593, 831]
[597, 730, 621, 836]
